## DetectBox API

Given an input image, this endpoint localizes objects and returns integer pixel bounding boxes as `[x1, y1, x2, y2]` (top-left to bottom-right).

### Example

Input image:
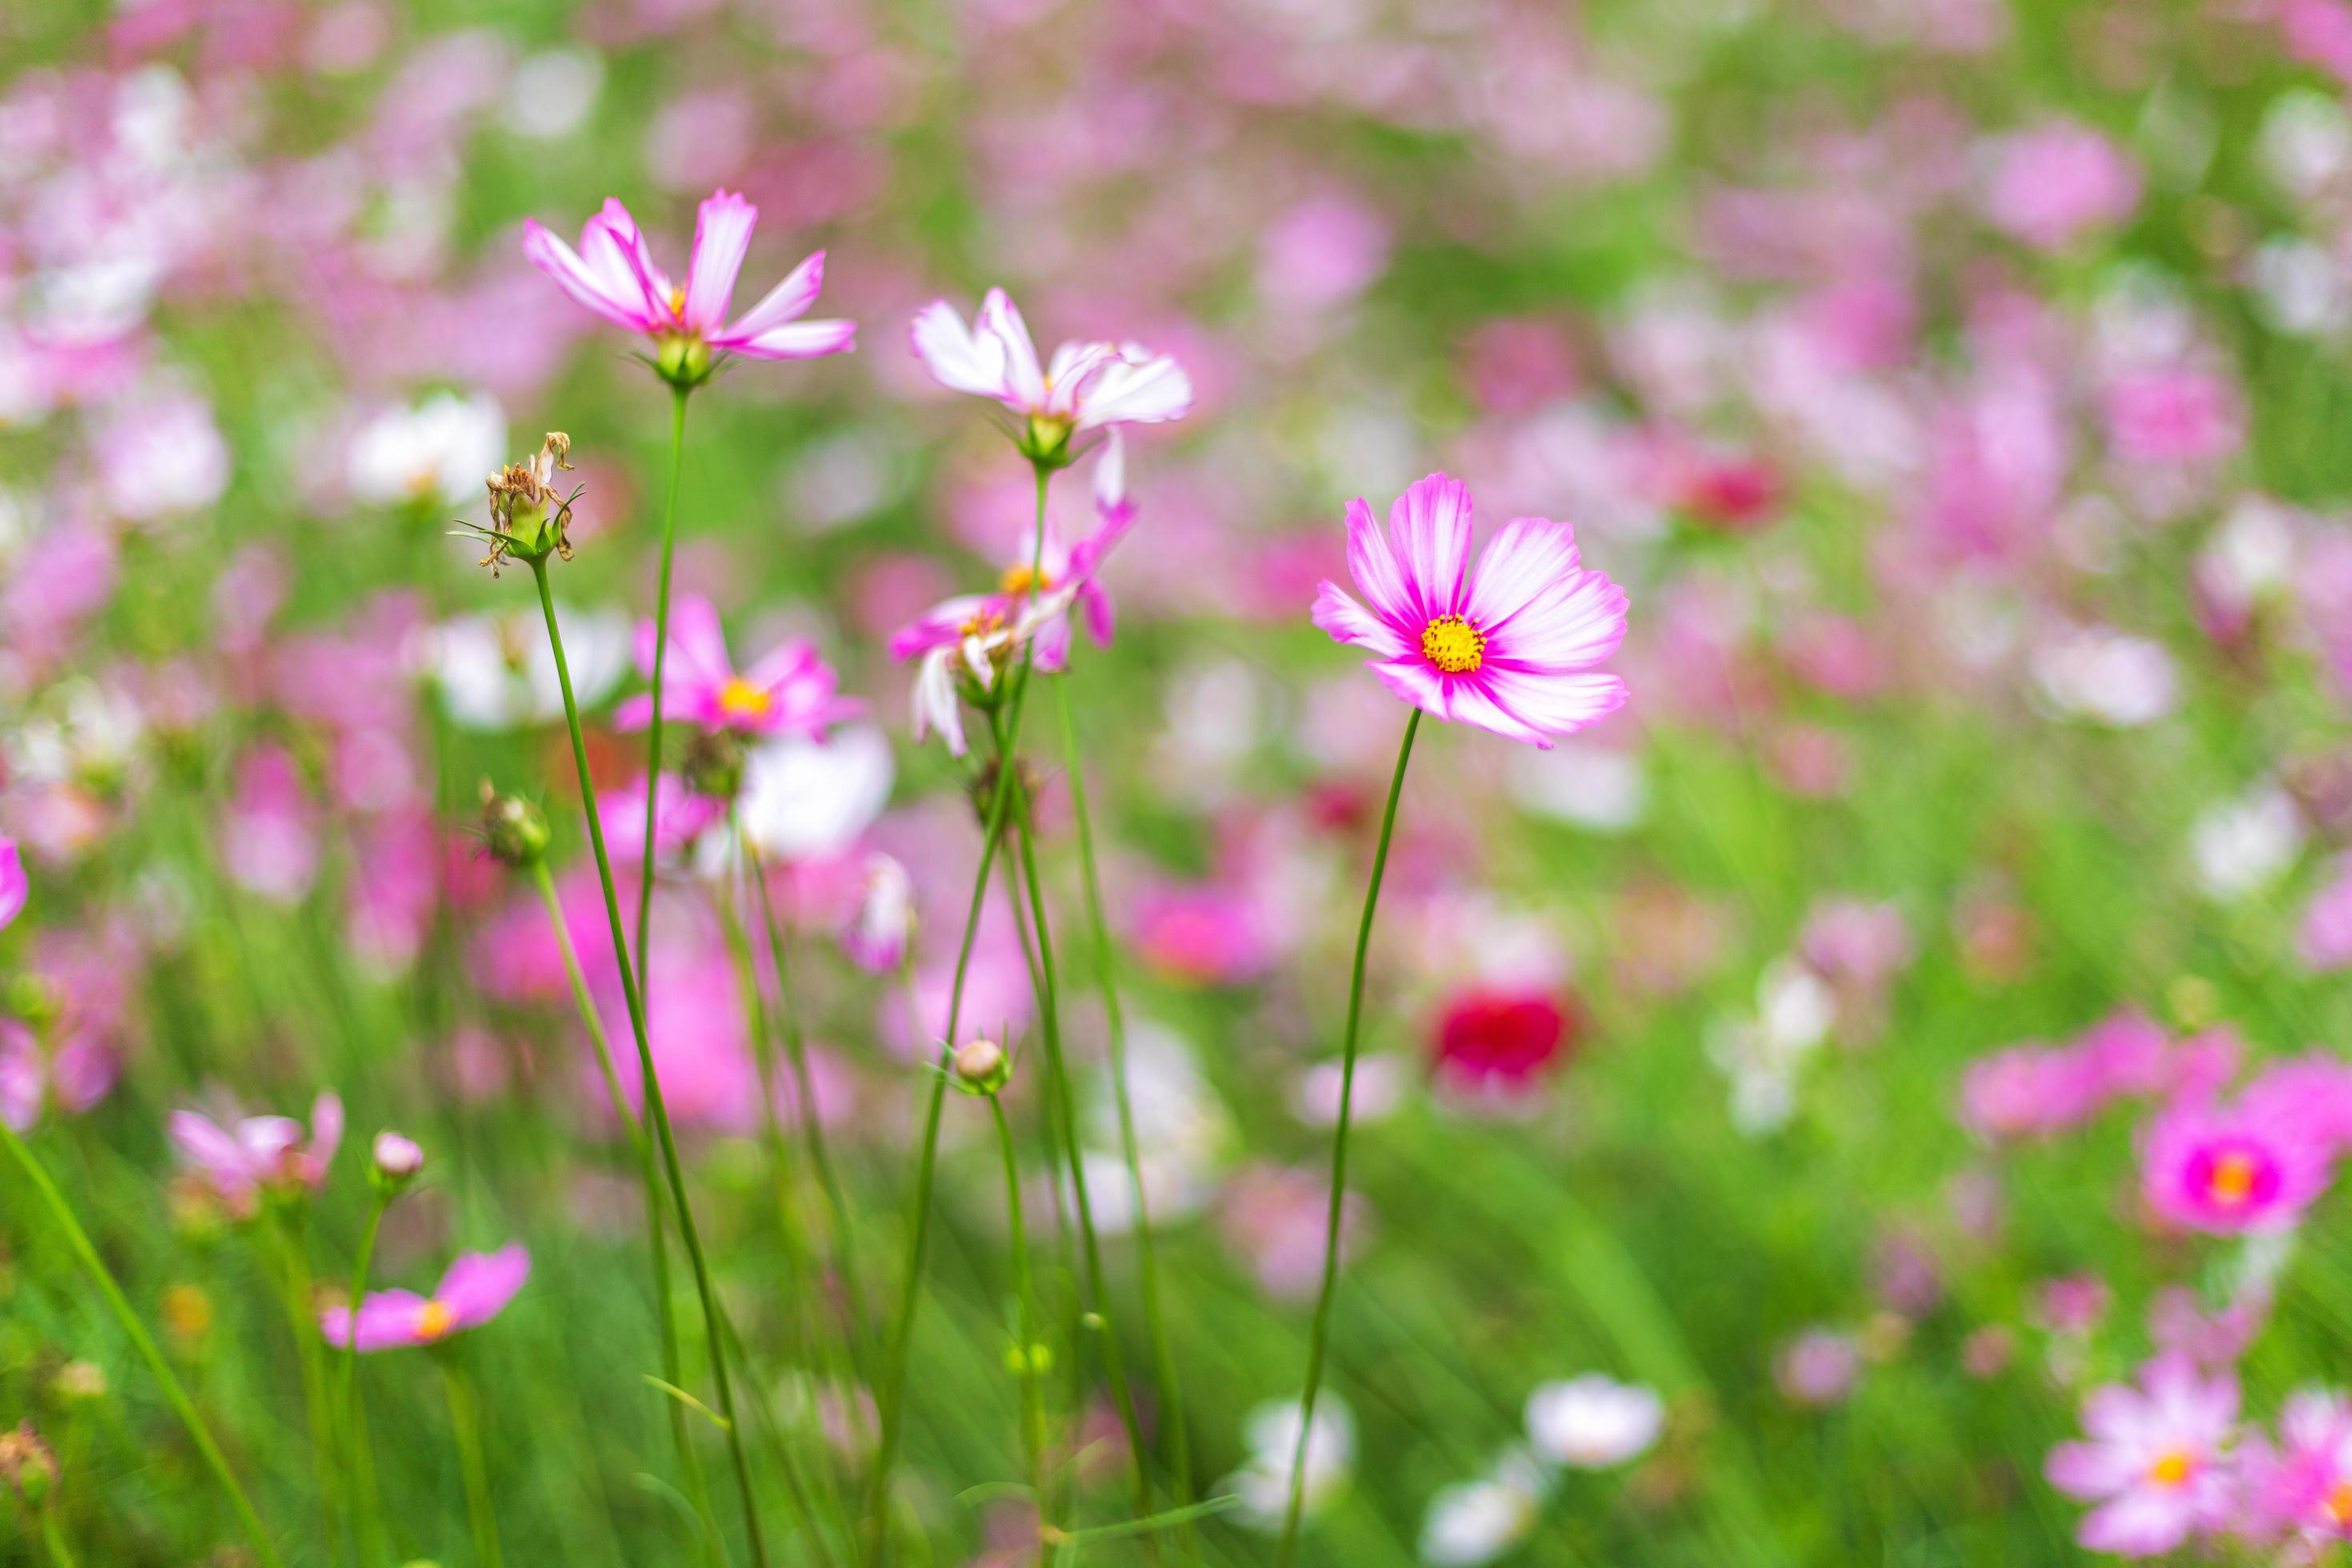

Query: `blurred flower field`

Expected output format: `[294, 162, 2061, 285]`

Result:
[18, 0, 2352, 1562]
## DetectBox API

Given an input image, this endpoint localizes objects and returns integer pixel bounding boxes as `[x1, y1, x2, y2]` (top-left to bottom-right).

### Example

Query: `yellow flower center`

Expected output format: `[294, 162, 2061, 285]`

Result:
[1421, 614, 1486, 674]
[718, 677, 773, 720]
[666, 284, 687, 318]
[999, 564, 1054, 596]
[414, 1299, 455, 1342]
[2209, 1150, 2259, 1206]
[2326, 1480, 2352, 1526]
[2146, 1450, 2195, 1489]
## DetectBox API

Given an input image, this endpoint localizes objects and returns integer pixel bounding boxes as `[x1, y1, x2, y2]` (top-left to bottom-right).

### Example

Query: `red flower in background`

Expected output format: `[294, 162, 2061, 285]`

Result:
[1431, 986, 1585, 1097]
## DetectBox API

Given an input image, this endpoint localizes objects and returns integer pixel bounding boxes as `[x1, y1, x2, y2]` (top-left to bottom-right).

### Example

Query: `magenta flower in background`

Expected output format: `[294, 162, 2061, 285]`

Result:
[614, 594, 862, 738]
[1312, 473, 1629, 749]
[168, 1092, 343, 1215]
[322, 1242, 529, 1351]
[598, 774, 724, 862]
[2239, 1390, 2352, 1546]
[522, 191, 854, 366]
[1983, 120, 2142, 252]
[909, 288, 1193, 442]
[2046, 1354, 2238, 1556]
[0, 836, 25, 930]
[2141, 1096, 2332, 1235]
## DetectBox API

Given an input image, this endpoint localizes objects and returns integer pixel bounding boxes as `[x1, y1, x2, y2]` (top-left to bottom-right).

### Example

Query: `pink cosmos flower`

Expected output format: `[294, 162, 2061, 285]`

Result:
[0, 836, 25, 930]
[890, 442, 1138, 755]
[1983, 121, 2142, 252]
[522, 191, 854, 366]
[2046, 1354, 2239, 1556]
[2298, 855, 2352, 970]
[839, 852, 914, 973]
[322, 1242, 529, 1352]
[2240, 1390, 2352, 1546]
[2142, 1097, 2333, 1235]
[168, 1092, 343, 1215]
[909, 289, 1192, 442]
[1312, 473, 1629, 749]
[0, 1020, 117, 1132]
[614, 595, 862, 738]
[598, 774, 724, 862]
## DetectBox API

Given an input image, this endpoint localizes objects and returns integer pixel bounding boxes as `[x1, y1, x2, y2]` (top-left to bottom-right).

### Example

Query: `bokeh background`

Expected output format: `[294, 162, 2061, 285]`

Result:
[11, 0, 2352, 1562]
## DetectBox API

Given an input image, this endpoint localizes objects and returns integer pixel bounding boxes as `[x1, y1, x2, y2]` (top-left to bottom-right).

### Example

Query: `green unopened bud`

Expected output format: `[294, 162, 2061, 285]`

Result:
[951, 1038, 1010, 1096]
[655, 332, 713, 389]
[682, 730, 746, 802]
[479, 784, 550, 868]
[1019, 413, 1074, 468]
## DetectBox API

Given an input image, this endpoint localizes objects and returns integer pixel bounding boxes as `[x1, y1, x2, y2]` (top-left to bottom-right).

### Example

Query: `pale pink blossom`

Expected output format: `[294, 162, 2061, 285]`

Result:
[615, 594, 861, 738]
[322, 1243, 528, 1351]
[2046, 1354, 2238, 1556]
[1984, 122, 2142, 251]
[908, 288, 1191, 438]
[169, 1092, 343, 1215]
[522, 190, 854, 362]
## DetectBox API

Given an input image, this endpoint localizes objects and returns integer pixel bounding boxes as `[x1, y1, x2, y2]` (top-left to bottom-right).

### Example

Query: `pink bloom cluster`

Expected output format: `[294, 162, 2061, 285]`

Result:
[168, 1093, 343, 1217]
[1959, 1012, 2233, 1141]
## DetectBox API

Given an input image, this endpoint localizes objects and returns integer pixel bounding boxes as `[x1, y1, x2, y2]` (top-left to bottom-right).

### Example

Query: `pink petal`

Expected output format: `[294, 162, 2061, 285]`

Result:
[585, 199, 670, 321]
[724, 318, 857, 361]
[650, 595, 737, 691]
[2046, 1439, 2139, 1499]
[979, 289, 1046, 410]
[716, 250, 824, 342]
[436, 1242, 530, 1329]
[2078, 1489, 2194, 1555]
[1473, 668, 1629, 742]
[310, 1091, 343, 1171]
[168, 1110, 255, 1182]
[743, 638, 819, 691]
[1074, 351, 1193, 430]
[1342, 496, 1419, 630]
[910, 301, 1008, 398]
[1465, 517, 1581, 630]
[1387, 473, 1474, 620]
[1042, 341, 1119, 418]
[522, 218, 658, 332]
[681, 190, 757, 334]
[0, 836, 26, 930]
[1368, 656, 1453, 720]
[325, 1289, 434, 1352]
[1485, 568, 1629, 675]
[1312, 581, 1408, 658]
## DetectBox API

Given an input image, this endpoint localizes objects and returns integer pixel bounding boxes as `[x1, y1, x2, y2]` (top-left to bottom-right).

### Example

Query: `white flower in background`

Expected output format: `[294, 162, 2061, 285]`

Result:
[502, 47, 604, 142]
[2258, 90, 2352, 202]
[2030, 626, 2177, 728]
[1222, 1395, 1354, 1531]
[1707, 957, 1834, 1134]
[422, 605, 630, 730]
[349, 390, 505, 507]
[2249, 237, 2352, 339]
[730, 724, 894, 863]
[1419, 1449, 1549, 1566]
[2190, 782, 2302, 902]
[1506, 737, 1648, 833]
[6, 678, 146, 788]
[1295, 1051, 1406, 1129]
[2198, 497, 2299, 611]
[1525, 1374, 1665, 1468]
[97, 384, 229, 522]
[1077, 1020, 1230, 1230]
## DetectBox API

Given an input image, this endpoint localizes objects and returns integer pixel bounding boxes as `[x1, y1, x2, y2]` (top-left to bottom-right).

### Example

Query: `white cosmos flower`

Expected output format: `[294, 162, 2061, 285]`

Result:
[2030, 625, 2177, 728]
[1419, 1450, 1549, 1566]
[1525, 1374, 1665, 1468]
[349, 390, 506, 507]
[730, 723, 894, 862]
[2190, 782, 2303, 902]
[1222, 1396, 1354, 1531]
[422, 605, 630, 730]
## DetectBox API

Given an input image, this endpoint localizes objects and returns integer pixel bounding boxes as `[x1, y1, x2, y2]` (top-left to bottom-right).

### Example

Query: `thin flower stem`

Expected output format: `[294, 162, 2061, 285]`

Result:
[865, 462, 1054, 1565]
[1272, 706, 1421, 1568]
[981, 1094, 1051, 1568]
[38, 1508, 76, 1568]
[340, 1193, 390, 1567]
[265, 1214, 342, 1564]
[440, 1358, 505, 1568]
[745, 839, 875, 1380]
[530, 554, 768, 1568]
[633, 383, 693, 998]
[0, 1118, 283, 1568]
[529, 725, 717, 1568]
[1052, 674, 1194, 1563]
[1010, 806, 1157, 1547]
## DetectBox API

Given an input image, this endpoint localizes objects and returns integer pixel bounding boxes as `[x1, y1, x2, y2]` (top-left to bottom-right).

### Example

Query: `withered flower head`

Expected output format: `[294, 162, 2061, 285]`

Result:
[466, 432, 580, 574]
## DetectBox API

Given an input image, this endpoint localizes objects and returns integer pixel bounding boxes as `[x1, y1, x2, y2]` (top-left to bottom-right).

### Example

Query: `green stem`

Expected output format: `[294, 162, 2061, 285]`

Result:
[745, 839, 874, 1381]
[529, 746, 716, 1566]
[1009, 806, 1156, 1546]
[633, 383, 692, 998]
[866, 462, 1054, 1565]
[987, 1094, 1050, 1566]
[265, 1213, 341, 1563]
[340, 1194, 390, 1567]
[441, 1358, 505, 1568]
[0, 1118, 282, 1568]
[530, 554, 766, 1568]
[38, 1507, 77, 1568]
[1272, 707, 1420, 1568]
[1052, 674, 1194, 1562]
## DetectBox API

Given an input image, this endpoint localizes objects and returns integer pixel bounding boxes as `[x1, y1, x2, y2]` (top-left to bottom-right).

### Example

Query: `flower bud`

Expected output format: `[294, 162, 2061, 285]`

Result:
[479, 784, 550, 868]
[372, 1130, 423, 1187]
[0, 1423, 57, 1507]
[951, 1038, 1010, 1096]
[656, 332, 713, 389]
